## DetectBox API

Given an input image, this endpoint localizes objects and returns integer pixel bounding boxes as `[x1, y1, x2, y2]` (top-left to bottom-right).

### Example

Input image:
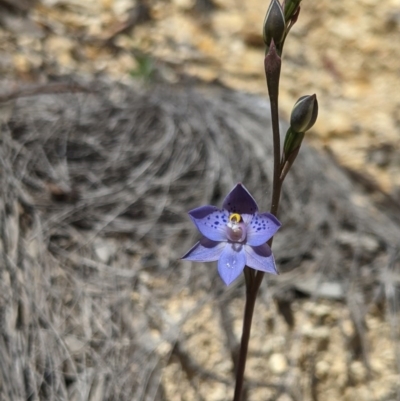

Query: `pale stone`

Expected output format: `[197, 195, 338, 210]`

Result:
[13, 54, 31, 73]
[212, 12, 244, 36]
[336, 232, 379, 254]
[276, 394, 293, 401]
[173, 0, 195, 10]
[65, 335, 85, 353]
[111, 0, 133, 16]
[302, 326, 330, 351]
[269, 353, 288, 375]
[350, 361, 367, 383]
[46, 36, 74, 53]
[94, 239, 115, 263]
[315, 360, 330, 379]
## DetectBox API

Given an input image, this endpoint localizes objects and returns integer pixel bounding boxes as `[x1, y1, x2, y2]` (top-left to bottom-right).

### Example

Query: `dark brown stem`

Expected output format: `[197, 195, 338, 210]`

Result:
[264, 40, 282, 217]
[232, 280, 261, 401]
[269, 96, 283, 217]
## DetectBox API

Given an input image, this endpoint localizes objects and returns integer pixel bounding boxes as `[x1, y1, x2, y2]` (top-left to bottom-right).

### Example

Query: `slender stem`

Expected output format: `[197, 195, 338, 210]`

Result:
[232, 281, 260, 401]
[243, 265, 254, 290]
[265, 42, 282, 218]
[269, 96, 282, 217]
[232, 40, 284, 401]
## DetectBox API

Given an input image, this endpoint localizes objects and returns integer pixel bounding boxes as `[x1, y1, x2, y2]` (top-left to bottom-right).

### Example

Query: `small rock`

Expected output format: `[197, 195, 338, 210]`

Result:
[173, 0, 195, 10]
[337, 231, 380, 254]
[350, 361, 367, 383]
[94, 239, 114, 263]
[269, 353, 288, 375]
[315, 360, 330, 379]
[302, 326, 330, 352]
[13, 54, 31, 73]
[294, 277, 344, 300]
[311, 304, 332, 319]
[65, 335, 85, 353]
[276, 395, 293, 401]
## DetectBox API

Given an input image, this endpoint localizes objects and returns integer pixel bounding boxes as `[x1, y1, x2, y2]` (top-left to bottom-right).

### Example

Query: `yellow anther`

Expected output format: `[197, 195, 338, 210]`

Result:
[229, 213, 241, 223]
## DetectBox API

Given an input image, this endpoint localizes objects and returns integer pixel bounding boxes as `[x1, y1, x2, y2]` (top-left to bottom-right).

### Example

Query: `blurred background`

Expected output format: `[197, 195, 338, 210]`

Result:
[2, 0, 400, 194]
[1, 0, 400, 400]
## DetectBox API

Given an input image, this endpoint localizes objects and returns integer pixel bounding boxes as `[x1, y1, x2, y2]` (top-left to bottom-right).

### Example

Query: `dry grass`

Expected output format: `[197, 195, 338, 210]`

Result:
[0, 78, 399, 400]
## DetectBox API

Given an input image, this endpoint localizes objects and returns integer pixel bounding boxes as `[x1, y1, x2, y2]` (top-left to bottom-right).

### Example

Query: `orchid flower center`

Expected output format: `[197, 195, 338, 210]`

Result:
[226, 213, 247, 243]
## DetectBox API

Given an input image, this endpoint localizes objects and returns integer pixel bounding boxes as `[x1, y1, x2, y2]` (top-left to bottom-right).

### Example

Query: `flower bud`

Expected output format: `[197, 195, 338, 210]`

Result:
[284, 0, 302, 22]
[263, 0, 286, 48]
[290, 94, 318, 133]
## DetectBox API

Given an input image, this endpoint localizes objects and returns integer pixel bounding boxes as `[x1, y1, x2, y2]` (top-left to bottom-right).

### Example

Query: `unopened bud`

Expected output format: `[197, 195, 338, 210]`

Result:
[263, 0, 286, 49]
[290, 94, 318, 133]
[284, 0, 302, 22]
[281, 95, 318, 174]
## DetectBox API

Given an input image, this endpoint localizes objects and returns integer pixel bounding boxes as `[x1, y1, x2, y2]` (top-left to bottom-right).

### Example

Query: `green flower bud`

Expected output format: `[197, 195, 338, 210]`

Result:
[284, 0, 302, 22]
[290, 94, 318, 133]
[263, 0, 286, 48]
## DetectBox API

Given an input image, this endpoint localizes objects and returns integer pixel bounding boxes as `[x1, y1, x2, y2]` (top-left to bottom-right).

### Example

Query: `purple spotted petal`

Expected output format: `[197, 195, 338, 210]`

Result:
[245, 244, 278, 274]
[188, 206, 229, 242]
[246, 212, 281, 246]
[181, 237, 225, 262]
[222, 183, 258, 215]
[217, 243, 246, 285]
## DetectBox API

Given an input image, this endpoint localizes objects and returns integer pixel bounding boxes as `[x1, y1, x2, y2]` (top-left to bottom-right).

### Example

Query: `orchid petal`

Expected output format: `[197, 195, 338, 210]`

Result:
[217, 243, 246, 285]
[222, 183, 258, 215]
[188, 206, 229, 242]
[245, 244, 278, 274]
[246, 212, 281, 246]
[181, 238, 225, 262]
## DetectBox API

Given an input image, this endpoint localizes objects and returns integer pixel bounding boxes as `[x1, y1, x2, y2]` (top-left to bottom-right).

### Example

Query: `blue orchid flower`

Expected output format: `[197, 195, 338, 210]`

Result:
[182, 183, 281, 285]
